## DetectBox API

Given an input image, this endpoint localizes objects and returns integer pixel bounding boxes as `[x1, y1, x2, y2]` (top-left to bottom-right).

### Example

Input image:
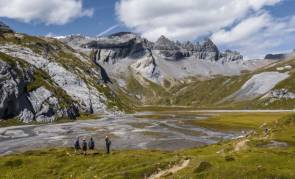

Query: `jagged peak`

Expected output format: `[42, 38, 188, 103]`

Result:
[156, 35, 173, 43]
[154, 35, 180, 50]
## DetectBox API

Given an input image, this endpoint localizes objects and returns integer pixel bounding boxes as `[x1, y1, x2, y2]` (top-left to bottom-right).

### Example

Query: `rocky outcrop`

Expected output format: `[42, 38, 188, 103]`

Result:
[153, 36, 220, 61]
[88, 32, 152, 64]
[0, 59, 28, 119]
[219, 50, 243, 63]
[0, 21, 13, 34]
[224, 72, 289, 101]
[194, 38, 219, 61]
[0, 56, 79, 123]
[130, 50, 162, 83]
[0, 44, 107, 115]
[262, 89, 295, 100]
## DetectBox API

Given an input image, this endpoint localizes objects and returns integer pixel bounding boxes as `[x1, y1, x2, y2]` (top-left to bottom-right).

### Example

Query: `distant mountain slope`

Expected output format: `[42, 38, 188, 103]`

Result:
[62, 32, 294, 109]
[0, 21, 294, 124]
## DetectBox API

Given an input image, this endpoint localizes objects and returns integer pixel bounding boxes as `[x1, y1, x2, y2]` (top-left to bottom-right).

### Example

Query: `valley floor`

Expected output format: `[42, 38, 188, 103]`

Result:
[0, 111, 295, 178]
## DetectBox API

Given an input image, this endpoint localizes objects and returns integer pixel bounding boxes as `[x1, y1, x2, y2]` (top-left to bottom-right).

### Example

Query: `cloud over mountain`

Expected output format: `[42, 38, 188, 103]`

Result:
[116, 0, 281, 41]
[0, 0, 93, 25]
[116, 0, 295, 57]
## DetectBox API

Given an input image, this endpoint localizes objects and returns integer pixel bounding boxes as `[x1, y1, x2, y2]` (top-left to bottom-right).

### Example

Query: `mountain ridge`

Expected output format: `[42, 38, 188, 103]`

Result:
[0, 21, 294, 124]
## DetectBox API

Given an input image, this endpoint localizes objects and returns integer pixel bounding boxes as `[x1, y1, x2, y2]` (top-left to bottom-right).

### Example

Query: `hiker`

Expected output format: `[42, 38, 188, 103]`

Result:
[74, 137, 81, 153]
[82, 138, 88, 155]
[88, 137, 95, 150]
[105, 136, 111, 154]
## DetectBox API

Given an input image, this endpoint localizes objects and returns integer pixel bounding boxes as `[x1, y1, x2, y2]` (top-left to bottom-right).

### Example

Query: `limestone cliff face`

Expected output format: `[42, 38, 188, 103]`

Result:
[84, 32, 248, 86]
[0, 21, 128, 123]
[0, 55, 79, 123]
[86, 33, 242, 63]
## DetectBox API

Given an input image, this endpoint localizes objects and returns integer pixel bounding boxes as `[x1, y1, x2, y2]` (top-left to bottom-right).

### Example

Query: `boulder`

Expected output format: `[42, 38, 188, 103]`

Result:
[18, 109, 34, 123]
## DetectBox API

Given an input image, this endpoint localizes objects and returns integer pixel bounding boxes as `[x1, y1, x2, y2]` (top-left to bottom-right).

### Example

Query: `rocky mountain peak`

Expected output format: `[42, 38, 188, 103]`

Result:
[154, 35, 180, 51]
[0, 21, 14, 33]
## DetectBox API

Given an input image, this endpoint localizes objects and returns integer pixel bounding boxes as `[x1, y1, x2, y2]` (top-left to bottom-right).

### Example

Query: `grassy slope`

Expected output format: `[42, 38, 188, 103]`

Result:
[184, 112, 291, 131]
[1, 113, 295, 178]
[0, 150, 180, 179]
[116, 56, 295, 110]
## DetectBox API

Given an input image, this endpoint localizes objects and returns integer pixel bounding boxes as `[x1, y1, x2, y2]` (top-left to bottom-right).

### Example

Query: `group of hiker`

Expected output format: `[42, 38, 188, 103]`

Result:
[74, 136, 112, 155]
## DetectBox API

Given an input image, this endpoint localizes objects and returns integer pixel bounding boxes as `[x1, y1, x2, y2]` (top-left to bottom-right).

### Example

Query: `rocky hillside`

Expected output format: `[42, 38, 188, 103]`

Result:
[61, 32, 294, 109]
[0, 20, 294, 124]
[0, 22, 131, 123]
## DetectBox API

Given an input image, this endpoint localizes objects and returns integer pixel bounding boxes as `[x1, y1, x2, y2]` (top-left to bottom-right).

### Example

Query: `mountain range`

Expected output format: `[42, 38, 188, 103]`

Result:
[1, 21, 294, 123]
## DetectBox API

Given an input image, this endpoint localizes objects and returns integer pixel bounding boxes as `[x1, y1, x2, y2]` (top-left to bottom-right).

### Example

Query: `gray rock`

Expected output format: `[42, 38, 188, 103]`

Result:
[153, 36, 220, 61]
[17, 109, 34, 123]
[0, 44, 107, 114]
[0, 59, 23, 119]
[219, 50, 243, 63]
[35, 103, 56, 123]
[153, 35, 180, 51]
[153, 36, 189, 60]
[193, 38, 219, 61]
[262, 89, 295, 100]
[88, 32, 151, 64]
[28, 87, 53, 113]
[130, 50, 162, 83]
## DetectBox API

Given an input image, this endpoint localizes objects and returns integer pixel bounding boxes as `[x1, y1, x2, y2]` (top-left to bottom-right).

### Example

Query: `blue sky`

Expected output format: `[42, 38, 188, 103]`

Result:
[0, 0, 295, 58]
[0, 0, 125, 37]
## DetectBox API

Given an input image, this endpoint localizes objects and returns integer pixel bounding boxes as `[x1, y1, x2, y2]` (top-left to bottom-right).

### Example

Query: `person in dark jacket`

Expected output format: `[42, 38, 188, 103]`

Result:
[74, 137, 81, 153]
[82, 138, 88, 155]
[105, 136, 111, 154]
[88, 137, 95, 150]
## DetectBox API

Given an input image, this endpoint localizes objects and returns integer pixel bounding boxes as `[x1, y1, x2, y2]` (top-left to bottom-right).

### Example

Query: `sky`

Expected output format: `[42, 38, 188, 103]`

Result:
[0, 0, 295, 58]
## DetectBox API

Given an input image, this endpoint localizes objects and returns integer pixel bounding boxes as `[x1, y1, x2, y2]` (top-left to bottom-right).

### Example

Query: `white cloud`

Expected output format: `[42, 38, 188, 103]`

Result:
[116, 0, 295, 58]
[0, 0, 93, 25]
[116, 0, 282, 41]
[211, 13, 271, 44]
[211, 13, 295, 58]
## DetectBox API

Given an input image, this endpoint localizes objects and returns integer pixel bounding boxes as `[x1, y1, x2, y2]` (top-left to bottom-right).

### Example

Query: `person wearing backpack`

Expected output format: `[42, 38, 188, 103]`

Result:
[74, 137, 81, 153]
[88, 137, 95, 150]
[82, 138, 88, 155]
[105, 136, 111, 154]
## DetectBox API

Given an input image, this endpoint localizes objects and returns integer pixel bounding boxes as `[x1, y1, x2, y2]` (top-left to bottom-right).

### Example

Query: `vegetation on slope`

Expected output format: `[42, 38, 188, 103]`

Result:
[1, 32, 133, 113]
